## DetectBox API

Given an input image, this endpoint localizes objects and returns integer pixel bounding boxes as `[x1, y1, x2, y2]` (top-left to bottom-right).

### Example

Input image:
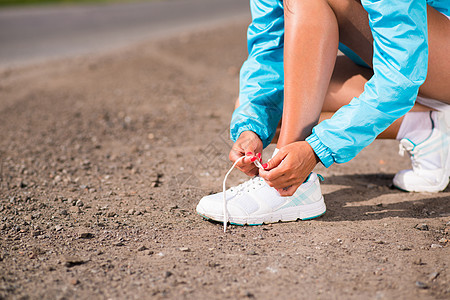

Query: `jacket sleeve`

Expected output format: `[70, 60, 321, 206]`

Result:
[306, 0, 429, 167]
[230, 0, 284, 148]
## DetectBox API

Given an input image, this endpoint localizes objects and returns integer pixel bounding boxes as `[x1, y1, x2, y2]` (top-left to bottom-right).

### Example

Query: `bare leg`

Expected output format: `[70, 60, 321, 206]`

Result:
[276, 0, 339, 148]
[327, 0, 450, 102]
[275, 0, 450, 148]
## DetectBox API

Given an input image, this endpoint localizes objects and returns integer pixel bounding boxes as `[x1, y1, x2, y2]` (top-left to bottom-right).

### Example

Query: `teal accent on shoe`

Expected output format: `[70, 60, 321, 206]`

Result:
[301, 211, 326, 220]
[317, 174, 324, 181]
[229, 222, 263, 226]
[198, 213, 211, 221]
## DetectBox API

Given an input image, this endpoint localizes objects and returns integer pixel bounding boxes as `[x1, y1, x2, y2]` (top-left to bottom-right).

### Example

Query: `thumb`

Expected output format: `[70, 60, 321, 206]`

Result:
[262, 151, 286, 170]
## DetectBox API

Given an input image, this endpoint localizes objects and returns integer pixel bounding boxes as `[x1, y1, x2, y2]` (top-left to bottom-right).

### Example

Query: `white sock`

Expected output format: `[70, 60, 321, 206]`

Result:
[396, 111, 433, 144]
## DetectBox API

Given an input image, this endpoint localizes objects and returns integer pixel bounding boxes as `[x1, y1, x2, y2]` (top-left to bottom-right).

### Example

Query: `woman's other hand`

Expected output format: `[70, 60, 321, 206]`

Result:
[229, 131, 263, 176]
[259, 141, 319, 196]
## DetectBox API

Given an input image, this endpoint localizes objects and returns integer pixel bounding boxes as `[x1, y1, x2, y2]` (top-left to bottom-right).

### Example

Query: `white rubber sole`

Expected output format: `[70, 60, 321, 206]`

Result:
[197, 197, 326, 226]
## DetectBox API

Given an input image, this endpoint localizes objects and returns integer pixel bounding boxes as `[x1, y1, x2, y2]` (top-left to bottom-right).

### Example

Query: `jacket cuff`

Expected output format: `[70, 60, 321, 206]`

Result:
[305, 133, 334, 168]
[230, 122, 273, 148]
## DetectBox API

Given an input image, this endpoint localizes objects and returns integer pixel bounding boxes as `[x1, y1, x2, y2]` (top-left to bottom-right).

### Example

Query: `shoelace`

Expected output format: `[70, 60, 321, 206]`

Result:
[222, 156, 263, 233]
[398, 143, 421, 170]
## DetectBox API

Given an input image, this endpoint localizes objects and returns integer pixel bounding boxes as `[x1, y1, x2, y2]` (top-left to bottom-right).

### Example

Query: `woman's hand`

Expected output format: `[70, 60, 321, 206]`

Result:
[259, 141, 320, 196]
[229, 131, 263, 176]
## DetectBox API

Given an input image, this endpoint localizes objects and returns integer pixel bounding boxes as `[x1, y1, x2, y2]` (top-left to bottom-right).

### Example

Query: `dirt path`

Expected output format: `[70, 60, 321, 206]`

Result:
[0, 22, 449, 299]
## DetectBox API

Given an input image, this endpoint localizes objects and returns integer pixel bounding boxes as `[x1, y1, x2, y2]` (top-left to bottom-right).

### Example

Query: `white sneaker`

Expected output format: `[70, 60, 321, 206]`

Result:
[393, 111, 450, 192]
[196, 173, 326, 225]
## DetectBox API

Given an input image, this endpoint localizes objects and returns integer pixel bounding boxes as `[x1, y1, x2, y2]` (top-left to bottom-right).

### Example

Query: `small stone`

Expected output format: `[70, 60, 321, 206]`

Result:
[114, 242, 124, 247]
[428, 272, 439, 281]
[32, 230, 41, 237]
[438, 238, 448, 243]
[207, 261, 220, 268]
[76, 200, 84, 207]
[64, 256, 87, 267]
[107, 212, 116, 217]
[243, 291, 255, 298]
[164, 271, 172, 278]
[398, 245, 412, 251]
[70, 278, 80, 285]
[413, 258, 423, 265]
[179, 247, 190, 252]
[79, 232, 94, 239]
[247, 250, 258, 256]
[143, 250, 154, 256]
[414, 224, 429, 231]
[431, 244, 442, 249]
[69, 206, 81, 214]
[55, 225, 63, 232]
[60, 209, 68, 216]
[415, 281, 428, 289]
[137, 245, 148, 251]
[127, 209, 135, 215]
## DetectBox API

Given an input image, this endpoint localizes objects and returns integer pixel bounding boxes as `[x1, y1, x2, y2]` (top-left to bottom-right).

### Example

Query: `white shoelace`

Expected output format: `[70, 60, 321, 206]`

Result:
[222, 156, 263, 233]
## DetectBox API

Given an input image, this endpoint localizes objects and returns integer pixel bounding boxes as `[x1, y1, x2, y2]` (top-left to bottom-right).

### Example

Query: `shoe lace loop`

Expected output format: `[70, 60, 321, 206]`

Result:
[222, 156, 263, 233]
[398, 142, 421, 170]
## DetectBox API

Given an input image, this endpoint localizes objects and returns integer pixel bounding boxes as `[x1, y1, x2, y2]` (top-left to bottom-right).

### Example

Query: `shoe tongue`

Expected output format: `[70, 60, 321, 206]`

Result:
[270, 148, 280, 160]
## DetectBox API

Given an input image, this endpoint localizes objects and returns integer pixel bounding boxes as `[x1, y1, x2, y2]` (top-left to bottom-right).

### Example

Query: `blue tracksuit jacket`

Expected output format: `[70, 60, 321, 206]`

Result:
[230, 0, 449, 167]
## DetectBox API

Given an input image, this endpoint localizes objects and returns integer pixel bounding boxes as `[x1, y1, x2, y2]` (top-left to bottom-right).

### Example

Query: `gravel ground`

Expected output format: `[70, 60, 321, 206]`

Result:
[0, 21, 449, 299]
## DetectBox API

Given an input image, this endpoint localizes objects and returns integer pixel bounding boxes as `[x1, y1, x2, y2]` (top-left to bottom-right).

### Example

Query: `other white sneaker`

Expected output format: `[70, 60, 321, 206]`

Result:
[196, 173, 326, 226]
[393, 111, 450, 192]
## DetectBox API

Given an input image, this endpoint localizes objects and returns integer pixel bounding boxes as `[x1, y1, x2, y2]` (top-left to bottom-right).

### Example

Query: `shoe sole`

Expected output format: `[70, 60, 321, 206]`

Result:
[197, 196, 326, 226]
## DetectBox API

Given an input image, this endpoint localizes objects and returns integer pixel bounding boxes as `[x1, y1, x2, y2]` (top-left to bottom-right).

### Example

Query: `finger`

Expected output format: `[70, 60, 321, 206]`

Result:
[261, 151, 287, 171]
[265, 176, 297, 190]
[277, 182, 302, 197]
[229, 147, 245, 163]
[259, 162, 287, 183]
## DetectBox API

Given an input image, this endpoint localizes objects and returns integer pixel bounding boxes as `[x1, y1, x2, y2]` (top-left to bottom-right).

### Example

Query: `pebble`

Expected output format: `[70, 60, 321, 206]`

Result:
[414, 224, 429, 231]
[164, 271, 172, 278]
[60, 209, 68, 216]
[415, 281, 428, 289]
[70, 278, 80, 286]
[413, 258, 423, 265]
[64, 256, 87, 267]
[55, 225, 63, 232]
[431, 244, 442, 249]
[179, 247, 190, 252]
[438, 238, 448, 243]
[127, 209, 135, 215]
[114, 242, 124, 247]
[397, 245, 412, 251]
[247, 250, 258, 256]
[107, 212, 116, 217]
[137, 245, 148, 251]
[69, 206, 81, 214]
[428, 272, 439, 281]
[143, 250, 154, 256]
[79, 232, 94, 239]
[76, 200, 84, 207]
[207, 262, 220, 268]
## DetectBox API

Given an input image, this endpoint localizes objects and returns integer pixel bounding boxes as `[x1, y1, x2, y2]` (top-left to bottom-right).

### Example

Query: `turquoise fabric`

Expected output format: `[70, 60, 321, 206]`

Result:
[230, 0, 448, 167]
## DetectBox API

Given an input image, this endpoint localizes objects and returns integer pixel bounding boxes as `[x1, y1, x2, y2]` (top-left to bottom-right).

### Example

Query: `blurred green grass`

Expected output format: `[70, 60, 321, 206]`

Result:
[0, 0, 153, 7]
